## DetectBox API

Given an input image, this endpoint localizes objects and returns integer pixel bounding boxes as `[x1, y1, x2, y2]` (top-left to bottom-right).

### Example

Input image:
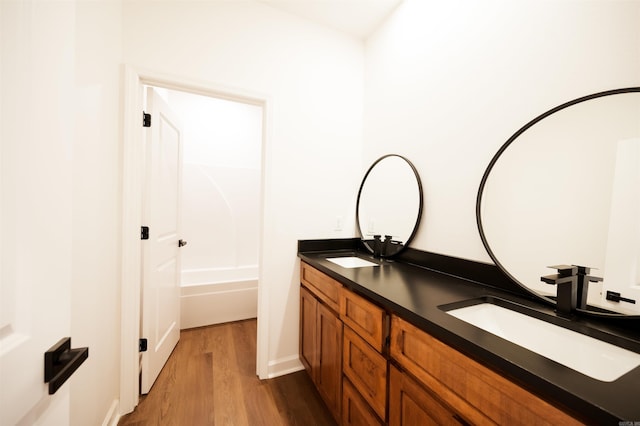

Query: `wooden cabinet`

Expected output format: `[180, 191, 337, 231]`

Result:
[300, 263, 343, 423]
[301, 262, 341, 311]
[340, 287, 387, 353]
[389, 365, 463, 426]
[343, 326, 388, 420]
[301, 262, 583, 425]
[340, 284, 389, 422]
[300, 262, 389, 425]
[390, 315, 582, 426]
[300, 285, 317, 373]
[342, 377, 384, 426]
[317, 302, 343, 417]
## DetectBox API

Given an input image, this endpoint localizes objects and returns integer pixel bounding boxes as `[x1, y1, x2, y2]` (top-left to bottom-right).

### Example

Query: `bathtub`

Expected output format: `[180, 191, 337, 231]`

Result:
[181, 265, 258, 287]
[180, 266, 258, 329]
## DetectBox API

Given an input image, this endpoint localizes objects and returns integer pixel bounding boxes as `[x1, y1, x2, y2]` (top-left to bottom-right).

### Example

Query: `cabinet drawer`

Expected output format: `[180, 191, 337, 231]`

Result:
[340, 287, 387, 352]
[390, 316, 581, 426]
[343, 376, 384, 426]
[343, 326, 388, 420]
[389, 365, 463, 426]
[301, 262, 341, 312]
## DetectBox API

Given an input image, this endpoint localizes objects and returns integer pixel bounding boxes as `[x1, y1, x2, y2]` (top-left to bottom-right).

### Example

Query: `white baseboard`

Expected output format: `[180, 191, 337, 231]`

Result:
[181, 281, 258, 329]
[102, 400, 119, 426]
[267, 354, 304, 379]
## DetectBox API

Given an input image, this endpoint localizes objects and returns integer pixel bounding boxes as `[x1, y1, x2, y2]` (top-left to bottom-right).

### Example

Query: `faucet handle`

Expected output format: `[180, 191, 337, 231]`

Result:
[573, 265, 593, 275]
[546, 264, 578, 277]
[571, 265, 603, 282]
[541, 265, 578, 286]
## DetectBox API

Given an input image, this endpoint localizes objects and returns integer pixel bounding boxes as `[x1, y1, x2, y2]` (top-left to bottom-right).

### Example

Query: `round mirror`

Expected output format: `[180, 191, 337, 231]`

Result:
[477, 88, 640, 316]
[357, 154, 423, 258]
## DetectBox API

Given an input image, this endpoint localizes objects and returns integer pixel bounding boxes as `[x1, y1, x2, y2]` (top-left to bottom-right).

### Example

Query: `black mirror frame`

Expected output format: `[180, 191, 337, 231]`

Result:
[476, 87, 640, 316]
[356, 154, 424, 258]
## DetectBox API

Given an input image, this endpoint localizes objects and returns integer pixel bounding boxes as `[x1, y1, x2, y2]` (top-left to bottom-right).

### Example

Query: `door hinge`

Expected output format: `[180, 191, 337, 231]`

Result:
[141, 226, 149, 240]
[139, 338, 148, 352]
[143, 111, 151, 127]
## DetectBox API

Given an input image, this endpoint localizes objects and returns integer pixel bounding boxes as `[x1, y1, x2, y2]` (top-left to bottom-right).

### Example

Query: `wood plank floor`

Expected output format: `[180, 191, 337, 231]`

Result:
[118, 319, 337, 426]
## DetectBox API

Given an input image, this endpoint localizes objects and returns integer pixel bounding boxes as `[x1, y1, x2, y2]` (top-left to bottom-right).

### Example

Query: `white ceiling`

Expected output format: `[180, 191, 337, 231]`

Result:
[259, 0, 403, 39]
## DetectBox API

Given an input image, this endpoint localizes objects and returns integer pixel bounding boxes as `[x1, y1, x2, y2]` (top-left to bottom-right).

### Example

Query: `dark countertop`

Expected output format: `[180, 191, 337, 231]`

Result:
[298, 244, 640, 424]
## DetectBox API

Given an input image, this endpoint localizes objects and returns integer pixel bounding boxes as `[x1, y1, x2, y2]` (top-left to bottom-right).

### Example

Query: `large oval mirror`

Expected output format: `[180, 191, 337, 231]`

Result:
[478, 88, 640, 316]
[357, 154, 423, 258]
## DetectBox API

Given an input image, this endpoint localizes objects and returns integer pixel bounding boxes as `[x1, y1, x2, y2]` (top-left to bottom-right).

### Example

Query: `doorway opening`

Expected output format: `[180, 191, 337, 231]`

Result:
[121, 67, 269, 414]
[150, 86, 263, 329]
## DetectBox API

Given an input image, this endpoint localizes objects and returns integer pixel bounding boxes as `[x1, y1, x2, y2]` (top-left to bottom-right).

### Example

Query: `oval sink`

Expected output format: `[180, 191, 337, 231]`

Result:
[326, 256, 378, 268]
[444, 302, 640, 382]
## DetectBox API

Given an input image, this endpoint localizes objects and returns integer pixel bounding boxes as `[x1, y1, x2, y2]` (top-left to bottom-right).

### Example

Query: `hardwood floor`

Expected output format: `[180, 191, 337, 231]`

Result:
[118, 319, 337, 426]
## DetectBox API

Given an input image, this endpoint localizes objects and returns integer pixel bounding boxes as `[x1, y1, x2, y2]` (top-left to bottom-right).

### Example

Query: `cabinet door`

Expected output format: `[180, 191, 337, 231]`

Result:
[317, 302, 343, 422]
[389, 365, 464, 426]
[300, 286, 318, 376]
[343, 377, 384, 426]
[343, 326, 388, 420]
[340, 287, 387, 352]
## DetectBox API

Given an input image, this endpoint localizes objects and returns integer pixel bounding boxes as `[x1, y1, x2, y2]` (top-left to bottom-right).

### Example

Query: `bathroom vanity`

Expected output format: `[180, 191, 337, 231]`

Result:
[300, 88, 640, 424]
[298, 239, 640, 425]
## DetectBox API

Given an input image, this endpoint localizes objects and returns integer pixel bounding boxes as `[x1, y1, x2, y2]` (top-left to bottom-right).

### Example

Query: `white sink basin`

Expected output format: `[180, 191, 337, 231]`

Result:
[446, 303, 640, 382]
[326, 256, 378, 268]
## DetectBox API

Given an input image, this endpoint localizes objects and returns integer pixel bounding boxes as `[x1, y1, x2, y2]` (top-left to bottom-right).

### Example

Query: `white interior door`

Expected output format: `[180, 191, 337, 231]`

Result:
[1, 2, 74, 423]
[0, 101, 73, 426]
[141, 87, 184, 393]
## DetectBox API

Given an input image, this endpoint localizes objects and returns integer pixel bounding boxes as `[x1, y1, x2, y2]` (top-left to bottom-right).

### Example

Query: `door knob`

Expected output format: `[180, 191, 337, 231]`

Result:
[178, 239, 187, 247]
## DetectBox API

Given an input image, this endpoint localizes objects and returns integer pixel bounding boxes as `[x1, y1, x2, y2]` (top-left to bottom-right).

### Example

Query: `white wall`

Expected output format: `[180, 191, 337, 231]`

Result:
[161, 90, 263, 281]
[364, 0, 640, 262]
[124, 1, 364, 376]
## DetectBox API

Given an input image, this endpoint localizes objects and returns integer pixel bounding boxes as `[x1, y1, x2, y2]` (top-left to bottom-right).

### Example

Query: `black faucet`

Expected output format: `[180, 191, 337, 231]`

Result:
[574, 265, 603, 310]
[372, 235, 383, 257]
[541, 264, 602, 316]
[382, 235, 393, 257]
[372, 235, 394, 258]
[541, 265, 579, 316]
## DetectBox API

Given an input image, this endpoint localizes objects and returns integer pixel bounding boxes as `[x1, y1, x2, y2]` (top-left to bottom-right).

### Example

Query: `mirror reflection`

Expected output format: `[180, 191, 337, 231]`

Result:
[478, 88, 640, 316]
[357, 154, 423, 258]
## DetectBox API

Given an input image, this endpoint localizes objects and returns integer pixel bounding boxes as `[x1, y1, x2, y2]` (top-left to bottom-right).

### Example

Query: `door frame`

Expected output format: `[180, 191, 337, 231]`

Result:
[120, 65, 270, 414]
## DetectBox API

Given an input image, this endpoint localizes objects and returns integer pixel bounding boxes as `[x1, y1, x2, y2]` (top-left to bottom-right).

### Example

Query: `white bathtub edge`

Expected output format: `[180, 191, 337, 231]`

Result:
[180, 284, 258, 329]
